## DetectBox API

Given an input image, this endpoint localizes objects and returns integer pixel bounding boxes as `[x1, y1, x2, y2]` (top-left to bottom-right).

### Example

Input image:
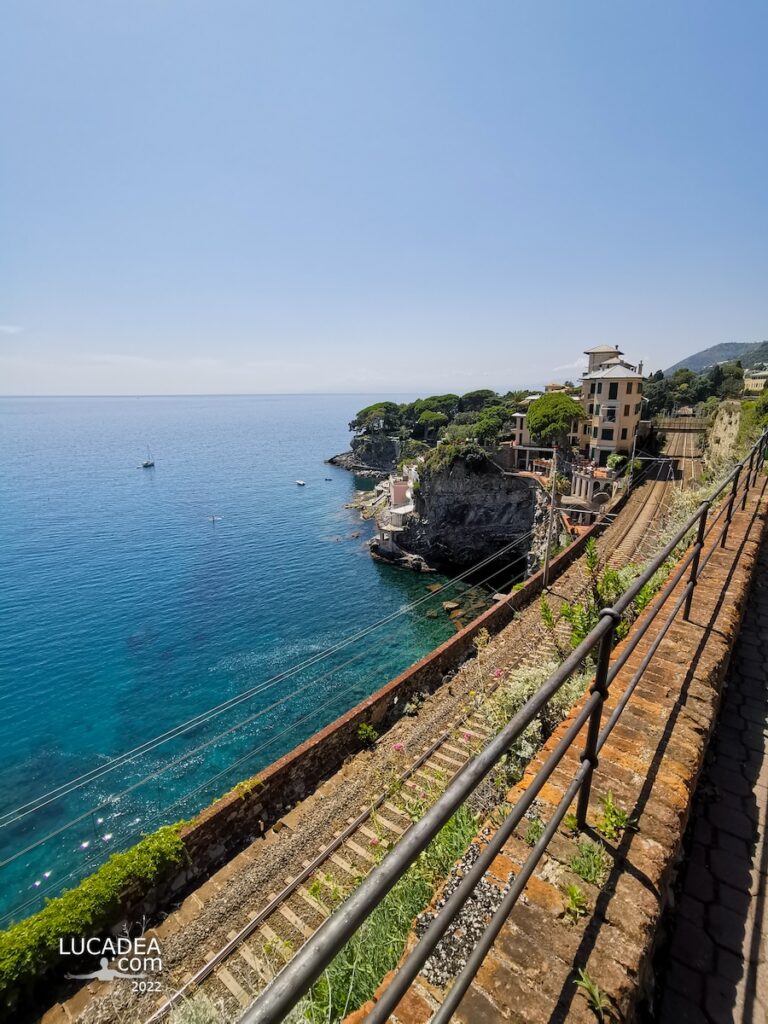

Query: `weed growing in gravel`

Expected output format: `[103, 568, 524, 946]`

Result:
[296, 805, 478, 1023]
[570, 839, 610, 887]
[307, 878, 324, 903]
[574, 967, 613, 1021]
[480, 661, 591, 768]
[168, 993, 228, 1024]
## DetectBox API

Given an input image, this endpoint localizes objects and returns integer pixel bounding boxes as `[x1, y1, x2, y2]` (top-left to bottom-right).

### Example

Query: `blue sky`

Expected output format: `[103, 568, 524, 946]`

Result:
[1, 1, 766, 396]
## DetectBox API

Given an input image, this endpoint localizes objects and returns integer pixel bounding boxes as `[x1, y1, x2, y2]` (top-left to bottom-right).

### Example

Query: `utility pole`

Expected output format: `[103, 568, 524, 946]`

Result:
[542, 446, 558, 589]
[627, 429, 638, 493]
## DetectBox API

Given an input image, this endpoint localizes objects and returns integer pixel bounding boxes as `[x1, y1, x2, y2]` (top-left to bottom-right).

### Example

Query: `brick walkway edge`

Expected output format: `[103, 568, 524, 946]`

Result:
[348, 477, 768, 1024]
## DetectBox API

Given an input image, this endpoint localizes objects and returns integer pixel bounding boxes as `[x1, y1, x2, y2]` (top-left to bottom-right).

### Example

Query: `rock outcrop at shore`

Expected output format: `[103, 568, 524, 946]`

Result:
[389, 450, 538, 570]
[327, 434, 400, 474]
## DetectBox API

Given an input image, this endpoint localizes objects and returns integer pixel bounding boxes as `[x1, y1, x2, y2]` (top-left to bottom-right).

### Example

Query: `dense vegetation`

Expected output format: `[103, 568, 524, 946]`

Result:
[642, 361, 752, 416]
[349, 387, 580, 449]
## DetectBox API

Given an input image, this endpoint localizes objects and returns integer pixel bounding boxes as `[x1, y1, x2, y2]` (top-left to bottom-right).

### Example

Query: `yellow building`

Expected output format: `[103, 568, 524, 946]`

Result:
[580, 346, 643, 466]
[744, 372, 768, 394]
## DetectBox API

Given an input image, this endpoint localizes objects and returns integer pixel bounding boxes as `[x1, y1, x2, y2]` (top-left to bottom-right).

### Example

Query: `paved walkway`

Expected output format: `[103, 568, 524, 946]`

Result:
[657, 535, 768, 1023]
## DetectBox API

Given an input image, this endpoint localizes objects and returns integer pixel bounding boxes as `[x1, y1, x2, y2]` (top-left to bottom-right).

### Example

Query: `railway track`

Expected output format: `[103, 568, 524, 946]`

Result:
[607, 427, 701, 567]
[140, 438, 696, 1024]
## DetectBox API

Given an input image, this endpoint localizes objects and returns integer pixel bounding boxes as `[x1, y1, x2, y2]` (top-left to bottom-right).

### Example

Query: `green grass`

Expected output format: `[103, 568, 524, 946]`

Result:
[293, 805, 478, 1022]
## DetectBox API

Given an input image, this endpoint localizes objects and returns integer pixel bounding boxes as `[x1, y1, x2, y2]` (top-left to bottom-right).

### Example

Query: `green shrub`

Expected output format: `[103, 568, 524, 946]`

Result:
[0, 824, 186, 1013]
[421, 441, 488, 475]
[356, 723, 379, 748]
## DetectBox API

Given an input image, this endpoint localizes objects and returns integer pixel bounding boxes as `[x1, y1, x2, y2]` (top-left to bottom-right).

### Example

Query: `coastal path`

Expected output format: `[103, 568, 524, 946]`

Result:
[655, 531, 768, 1023]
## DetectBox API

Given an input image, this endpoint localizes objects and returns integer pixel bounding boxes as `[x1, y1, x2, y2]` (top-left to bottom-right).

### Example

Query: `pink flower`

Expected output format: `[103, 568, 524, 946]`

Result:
[462, 731, 472, 742]
[392, 742, 405, 753]
[370, 837, 380, 846]
[493, 668, 504, 678]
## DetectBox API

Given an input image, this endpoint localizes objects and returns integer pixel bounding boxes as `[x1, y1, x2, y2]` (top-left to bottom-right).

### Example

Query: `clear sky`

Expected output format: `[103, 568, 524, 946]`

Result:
[1, 1, 766, 396]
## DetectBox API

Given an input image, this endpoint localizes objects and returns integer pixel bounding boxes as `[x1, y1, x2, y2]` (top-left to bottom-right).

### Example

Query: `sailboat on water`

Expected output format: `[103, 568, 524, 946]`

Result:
[141, 447, 155, 469]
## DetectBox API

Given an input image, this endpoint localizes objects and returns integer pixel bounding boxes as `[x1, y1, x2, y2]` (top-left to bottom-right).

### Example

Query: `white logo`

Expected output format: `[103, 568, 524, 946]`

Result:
[60, 936, 163, 988]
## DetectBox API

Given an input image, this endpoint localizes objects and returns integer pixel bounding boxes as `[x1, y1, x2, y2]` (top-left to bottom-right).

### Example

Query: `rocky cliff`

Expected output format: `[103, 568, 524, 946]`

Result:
[395, 451, 538, 569]
[327, 434, 400, 474]
[702, 401, 740, 472]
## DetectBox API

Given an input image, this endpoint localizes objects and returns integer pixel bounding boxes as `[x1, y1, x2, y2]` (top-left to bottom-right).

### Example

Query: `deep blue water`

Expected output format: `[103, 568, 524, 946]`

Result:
[0, 395, 477, 925]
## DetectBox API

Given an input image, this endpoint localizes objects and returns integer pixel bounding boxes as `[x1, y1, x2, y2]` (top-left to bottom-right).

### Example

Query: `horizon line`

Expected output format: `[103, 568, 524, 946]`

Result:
[0, 389, 546, 399]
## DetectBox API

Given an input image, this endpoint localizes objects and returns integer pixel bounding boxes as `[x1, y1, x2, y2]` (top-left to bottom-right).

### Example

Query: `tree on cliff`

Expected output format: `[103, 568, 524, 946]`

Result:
[474, 405, 512, 445]
[526, 393, 584, 448]
[460, 389, 498, 412]
[349, 402, 402, 434]
[418, 410, 448, 440]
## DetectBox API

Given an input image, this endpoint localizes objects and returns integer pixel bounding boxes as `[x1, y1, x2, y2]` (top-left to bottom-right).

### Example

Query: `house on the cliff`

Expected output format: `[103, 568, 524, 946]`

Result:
[502, 345, 645, 471]
[373, 468, 418, 558]
[579, 345, 644, 466]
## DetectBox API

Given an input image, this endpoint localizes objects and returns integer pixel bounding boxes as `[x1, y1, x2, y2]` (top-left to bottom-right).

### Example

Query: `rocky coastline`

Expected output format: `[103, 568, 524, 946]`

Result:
[326, 432, 401, 475]
[326, 450, 388, 476]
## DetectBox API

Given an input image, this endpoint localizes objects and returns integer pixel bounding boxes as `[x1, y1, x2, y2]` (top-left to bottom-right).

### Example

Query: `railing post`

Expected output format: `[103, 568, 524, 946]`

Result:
[721, 465, 742, 548]
[576, 609, 619, 828]
[753, 434, 767, 487]
[683, 501, 710, 621]
[742, 451, 755, 510]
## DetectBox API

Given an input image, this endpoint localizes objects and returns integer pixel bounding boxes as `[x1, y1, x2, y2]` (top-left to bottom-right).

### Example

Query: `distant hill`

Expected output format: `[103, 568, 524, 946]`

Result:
[665, 342, 766, 375]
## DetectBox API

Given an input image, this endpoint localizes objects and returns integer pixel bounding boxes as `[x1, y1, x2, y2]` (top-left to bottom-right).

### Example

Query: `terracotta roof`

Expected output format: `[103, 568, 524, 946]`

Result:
[584, 345, 623, 354]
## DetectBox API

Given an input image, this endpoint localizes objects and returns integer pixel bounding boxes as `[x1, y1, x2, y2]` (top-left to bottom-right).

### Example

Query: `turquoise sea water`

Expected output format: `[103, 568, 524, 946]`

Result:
[0, 395, 476, 925]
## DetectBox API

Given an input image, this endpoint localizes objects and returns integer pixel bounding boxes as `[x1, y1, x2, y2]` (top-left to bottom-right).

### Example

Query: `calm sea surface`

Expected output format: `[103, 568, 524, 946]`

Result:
[0, 395, 477, 924]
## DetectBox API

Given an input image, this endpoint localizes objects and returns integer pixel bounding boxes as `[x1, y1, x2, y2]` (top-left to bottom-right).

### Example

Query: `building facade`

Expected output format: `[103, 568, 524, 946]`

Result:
[744, 371, 768, 394]
[579, 345, 643, 466]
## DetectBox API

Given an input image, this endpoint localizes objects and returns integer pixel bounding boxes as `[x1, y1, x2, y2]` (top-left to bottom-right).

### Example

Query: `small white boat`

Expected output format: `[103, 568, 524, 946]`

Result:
[296, 480, 306, 486]
[141, 445, 155, 469]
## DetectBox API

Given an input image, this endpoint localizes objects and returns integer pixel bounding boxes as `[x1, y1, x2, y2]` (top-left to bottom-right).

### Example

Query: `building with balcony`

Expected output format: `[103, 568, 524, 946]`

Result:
[579, 345, 644, 466]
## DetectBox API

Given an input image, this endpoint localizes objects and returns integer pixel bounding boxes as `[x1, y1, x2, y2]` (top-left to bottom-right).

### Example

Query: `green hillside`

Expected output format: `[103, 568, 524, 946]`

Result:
[665, 342, 765, 375]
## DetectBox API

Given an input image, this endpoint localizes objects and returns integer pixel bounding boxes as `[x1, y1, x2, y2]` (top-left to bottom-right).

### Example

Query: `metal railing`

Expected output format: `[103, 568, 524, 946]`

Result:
[240, 429, 768, 1024]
